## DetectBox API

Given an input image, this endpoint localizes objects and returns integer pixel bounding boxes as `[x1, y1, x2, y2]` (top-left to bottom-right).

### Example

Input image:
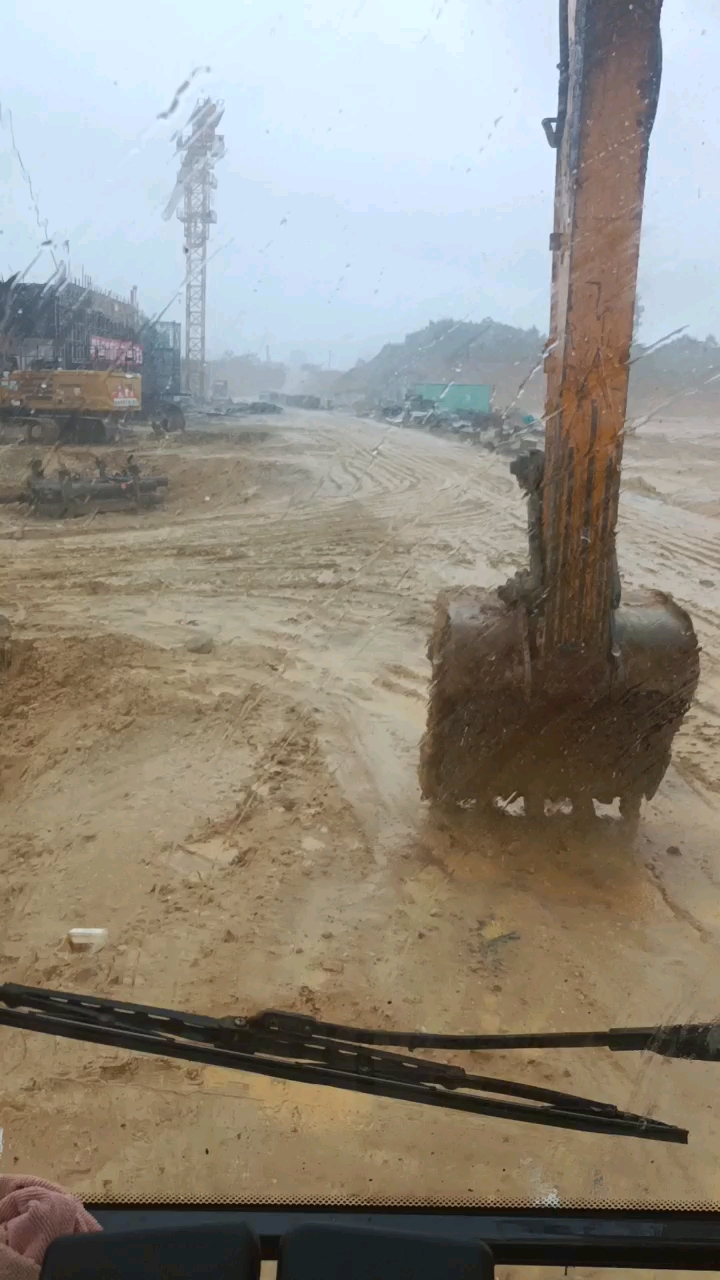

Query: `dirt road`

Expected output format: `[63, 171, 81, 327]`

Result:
[0, 410, 719, 1207]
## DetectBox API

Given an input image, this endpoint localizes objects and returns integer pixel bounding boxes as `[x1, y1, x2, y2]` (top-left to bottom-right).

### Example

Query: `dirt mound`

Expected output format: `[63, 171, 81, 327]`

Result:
[0, 632, 175, 795]
[1, 631, 165, 709]
[156, 454, 256, 511]
[0, 439, 271, 534]
[622, 474, 661, 497]
[0, 446, 167, 483]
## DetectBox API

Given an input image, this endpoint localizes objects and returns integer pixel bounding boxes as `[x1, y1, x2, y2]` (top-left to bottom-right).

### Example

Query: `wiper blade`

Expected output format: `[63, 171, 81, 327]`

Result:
[0, 983, 686, 1144]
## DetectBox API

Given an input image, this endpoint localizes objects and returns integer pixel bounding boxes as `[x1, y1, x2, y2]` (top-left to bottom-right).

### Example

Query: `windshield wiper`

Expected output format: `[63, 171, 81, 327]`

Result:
[0, 983, 697, 1144]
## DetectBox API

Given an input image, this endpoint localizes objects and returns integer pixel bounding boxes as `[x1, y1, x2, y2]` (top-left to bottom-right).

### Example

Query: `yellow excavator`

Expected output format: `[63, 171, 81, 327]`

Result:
[420, 0, 699, 826]
[0, 368, 141, 445]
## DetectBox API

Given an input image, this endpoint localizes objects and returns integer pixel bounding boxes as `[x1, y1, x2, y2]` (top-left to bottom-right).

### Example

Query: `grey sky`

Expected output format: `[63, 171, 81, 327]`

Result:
[2, 0, 719, 366]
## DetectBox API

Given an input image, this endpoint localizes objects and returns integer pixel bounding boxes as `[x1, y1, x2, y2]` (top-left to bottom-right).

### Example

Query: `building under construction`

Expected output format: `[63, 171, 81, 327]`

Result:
[0, 92, 225, 415]
[0, 272, 182, 422]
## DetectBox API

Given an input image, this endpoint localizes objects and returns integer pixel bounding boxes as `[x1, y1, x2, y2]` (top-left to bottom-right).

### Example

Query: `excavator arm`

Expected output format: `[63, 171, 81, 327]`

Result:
[542, 0, 662, 660]
[419, 0, 698, 822]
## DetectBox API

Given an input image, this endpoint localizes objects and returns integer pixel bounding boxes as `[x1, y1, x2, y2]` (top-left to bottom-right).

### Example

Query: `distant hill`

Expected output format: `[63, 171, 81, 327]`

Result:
[628, 333, 720, 415]
[331, 318, 546, 412]
[331, 319, 720, 418]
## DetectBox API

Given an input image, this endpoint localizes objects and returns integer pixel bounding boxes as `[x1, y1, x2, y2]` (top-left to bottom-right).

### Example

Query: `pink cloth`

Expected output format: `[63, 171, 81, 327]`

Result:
[0, 1241, 39, 1280]
[0, 1176, 101, 1268]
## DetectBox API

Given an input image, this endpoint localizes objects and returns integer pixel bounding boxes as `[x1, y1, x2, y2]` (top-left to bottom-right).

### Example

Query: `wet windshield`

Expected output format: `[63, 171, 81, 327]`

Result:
[1, 0, 720, 1211]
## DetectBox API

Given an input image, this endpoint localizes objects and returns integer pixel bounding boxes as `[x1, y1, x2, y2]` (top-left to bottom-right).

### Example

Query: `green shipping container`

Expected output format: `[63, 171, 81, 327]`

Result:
[412, 382, 492, 414]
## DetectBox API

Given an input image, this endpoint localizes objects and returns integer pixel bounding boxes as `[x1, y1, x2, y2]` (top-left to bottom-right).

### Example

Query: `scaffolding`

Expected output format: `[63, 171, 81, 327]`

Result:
[163, 99, 225, 401]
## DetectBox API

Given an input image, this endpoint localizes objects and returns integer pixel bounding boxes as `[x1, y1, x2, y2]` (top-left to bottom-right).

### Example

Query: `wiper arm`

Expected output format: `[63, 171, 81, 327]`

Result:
[0, 983, 686, 1144]
[253, 1009, 720, 1059]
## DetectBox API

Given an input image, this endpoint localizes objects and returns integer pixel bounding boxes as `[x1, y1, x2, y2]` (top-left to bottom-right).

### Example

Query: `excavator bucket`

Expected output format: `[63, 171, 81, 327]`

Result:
[419, 585, 698, 817]
[420, 0, 700, 821]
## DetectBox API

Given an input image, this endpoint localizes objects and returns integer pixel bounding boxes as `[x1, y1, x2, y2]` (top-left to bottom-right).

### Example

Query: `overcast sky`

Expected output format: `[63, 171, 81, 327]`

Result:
[2, 0, 719, 366]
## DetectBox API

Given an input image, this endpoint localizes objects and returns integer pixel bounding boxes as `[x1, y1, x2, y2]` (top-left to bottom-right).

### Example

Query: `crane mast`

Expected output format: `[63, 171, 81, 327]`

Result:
[163, 98, 225, 402]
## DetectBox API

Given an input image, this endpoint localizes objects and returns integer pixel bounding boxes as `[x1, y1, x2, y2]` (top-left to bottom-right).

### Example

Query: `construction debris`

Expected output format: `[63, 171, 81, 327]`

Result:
[377, 395, 543, 456]
[20, 454, 168, 518]
[207, 400, 283, 417]
[66, 928, 108, 953]
[184, 631, 214, 654]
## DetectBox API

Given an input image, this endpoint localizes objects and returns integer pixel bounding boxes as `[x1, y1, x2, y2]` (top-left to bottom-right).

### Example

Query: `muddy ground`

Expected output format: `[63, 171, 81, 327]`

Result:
[0, 410, 719, 1209]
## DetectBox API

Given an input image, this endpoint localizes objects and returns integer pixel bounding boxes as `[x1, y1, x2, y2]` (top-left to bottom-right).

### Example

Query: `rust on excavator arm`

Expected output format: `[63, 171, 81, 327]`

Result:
[419, 0, 699, 821]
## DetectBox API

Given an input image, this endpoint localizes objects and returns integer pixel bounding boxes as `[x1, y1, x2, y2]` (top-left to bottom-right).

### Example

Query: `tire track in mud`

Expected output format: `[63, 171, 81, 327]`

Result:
[620, 498, 720, 576]
[618, 492, 720, 668]
[171, 423, 476, 840]
[0, 419, 524, 602]
[616, 453, 720, 945]
[4, 414, 720, 1204]
[284, 424, 720, 970]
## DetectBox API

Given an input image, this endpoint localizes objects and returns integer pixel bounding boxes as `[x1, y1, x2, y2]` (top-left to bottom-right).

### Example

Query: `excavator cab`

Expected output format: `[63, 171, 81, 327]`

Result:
[419, 0, 700, 825]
